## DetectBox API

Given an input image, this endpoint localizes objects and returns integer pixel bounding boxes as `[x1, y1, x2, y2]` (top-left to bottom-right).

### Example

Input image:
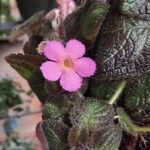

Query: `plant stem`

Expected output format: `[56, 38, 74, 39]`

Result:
[109, 80, 126, 105]
[134, 126, 150, 132]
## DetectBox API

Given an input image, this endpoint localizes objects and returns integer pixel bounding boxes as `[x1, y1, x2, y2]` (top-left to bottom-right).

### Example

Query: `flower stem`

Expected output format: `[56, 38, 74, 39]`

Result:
[109, 80, 126, 105]
[134, 126, 150, 132]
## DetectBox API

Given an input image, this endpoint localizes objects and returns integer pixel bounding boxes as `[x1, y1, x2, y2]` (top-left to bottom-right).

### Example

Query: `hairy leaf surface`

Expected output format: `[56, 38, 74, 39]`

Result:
[5, 54, 47, 103]
[96, 11, 150, 80]
[120, 0, 150, 20]
[42, 119, 69, 150]
[69, 98, 119, 148]
[125, 75, 150, 123]
[117, 107, 136, 135]
[70, 125, 122, 150]
[63, 1, 110, 48]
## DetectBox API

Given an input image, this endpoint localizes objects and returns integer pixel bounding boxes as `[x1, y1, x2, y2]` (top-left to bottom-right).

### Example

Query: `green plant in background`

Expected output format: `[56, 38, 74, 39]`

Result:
[6, 0, 150, 149]
[0, 78, 36, 149]
[0, 0, 14, 23]
[0, 0, 15, 39]
[0, 78, 23, 118]
[1, 134, 35, 150]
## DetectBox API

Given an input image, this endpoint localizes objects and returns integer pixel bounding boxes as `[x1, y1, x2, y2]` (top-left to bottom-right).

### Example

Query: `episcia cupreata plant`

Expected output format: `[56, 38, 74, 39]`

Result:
[6, 0, 150, 149]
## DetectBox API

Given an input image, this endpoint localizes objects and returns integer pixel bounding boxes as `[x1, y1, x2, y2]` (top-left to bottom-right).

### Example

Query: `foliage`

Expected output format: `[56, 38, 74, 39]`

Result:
[0, 0, 14, 23]
[6, 0, 150, 149]
[0, 78, 23, 118]
[1, 135, 35, 150]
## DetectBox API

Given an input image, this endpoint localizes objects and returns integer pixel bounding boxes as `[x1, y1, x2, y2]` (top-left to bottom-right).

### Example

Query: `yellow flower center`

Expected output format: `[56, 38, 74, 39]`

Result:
[63, 58, 74, 70]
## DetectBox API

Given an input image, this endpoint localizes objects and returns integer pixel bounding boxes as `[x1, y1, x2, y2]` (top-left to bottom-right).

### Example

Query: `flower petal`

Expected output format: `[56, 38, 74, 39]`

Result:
[44, 41, 66, 61]
[60, 70, 83, 92]
[75, 57, 96, 77]
[40, 61, 62, 81]
[65, 39, 85, 59]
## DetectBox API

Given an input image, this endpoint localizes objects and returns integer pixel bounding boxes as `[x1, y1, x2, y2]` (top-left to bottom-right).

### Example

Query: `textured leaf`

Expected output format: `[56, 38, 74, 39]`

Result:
[119, 132, 138, 150]
[117, 107, 136, 135]
[62, 1, 88, 39]
[44, 81, 87, 104]
[89, 78, 121, 100]
[124, 75, 150, 123]
[10, 11, 45, 41]
[36, 122, 49, 150]
[70, 125, 122, 150]
[79, 2, 110, 47]
[42, 119, 69, 150]
[62, 1, 110, 48]
[136, 133, 150, 149]
[69, 98, 116, 147]
[44, 81, 63, 97]
[42, 103, 68, 120]
[120, 0, 150, 20]
[96, 4, 150, 81]
[91, 125, 122, 150]
[41, 20, 60, 40]
[23, 35, 43, 55]
[75, 0, 86, 6]
[70, 98, 115, 128]
[5, 54, 47, 103]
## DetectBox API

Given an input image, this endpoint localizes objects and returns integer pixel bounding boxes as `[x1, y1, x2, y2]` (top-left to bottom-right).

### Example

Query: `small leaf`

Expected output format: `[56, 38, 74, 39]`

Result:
[62, 1, 110, 48]
[120, 0, 150, 20]
[36, 122, 49, 150]
[41, 20, 60, 40]
[70, 125, 122, 150]
[62, 3, 84, 39]
[91, 125, 122, 150]
[80, 2, 110, 47]
[89, 78, 121, 100]
[42, 103, 68, 120]
[5, 53, 44, 81]
[44, 81, 63, 97]
[125, 75, 150, 124]
[5, 54, 47, 103]
[23, 35, 43, 55]
[42, 119, 69, 150]
[117, 107, 136, 135]
[10, 11, 45, 41]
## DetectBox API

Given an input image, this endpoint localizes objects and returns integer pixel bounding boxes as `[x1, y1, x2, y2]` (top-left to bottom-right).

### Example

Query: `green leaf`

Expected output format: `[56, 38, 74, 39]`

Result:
[42, 103, 68, 120]
[44, 81, 63, 97]
[70, 125, 122, 150]
[89, 78, 122, 101]
[117, 107, 136, 135]
[120, 0, 150, 20]
[42, 119, 69, 150]
[125, 75, 150, 123]
[96, 7, 150, 80]
[70, 98, 115, 129]
[5, 53, 47, 103]
[23, 35, 43, 55]
[41, 20, 60, 40]
[63, 1, 110, 48]
[36, 122, 49, 150]
[69, 98, 117, 148]
[80, 2, 110, 47]
[10, 11, 45, 41]
[92, 125, 122, 150]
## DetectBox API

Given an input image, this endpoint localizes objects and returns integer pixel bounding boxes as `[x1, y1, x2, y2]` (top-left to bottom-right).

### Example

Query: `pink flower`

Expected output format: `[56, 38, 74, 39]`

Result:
[56, 0, 76, 20]
[40, 39, 96, 92]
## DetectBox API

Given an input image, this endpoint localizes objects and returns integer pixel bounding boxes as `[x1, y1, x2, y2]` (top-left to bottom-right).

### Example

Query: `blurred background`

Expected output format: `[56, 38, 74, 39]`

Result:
[0, 0, 55, 149]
